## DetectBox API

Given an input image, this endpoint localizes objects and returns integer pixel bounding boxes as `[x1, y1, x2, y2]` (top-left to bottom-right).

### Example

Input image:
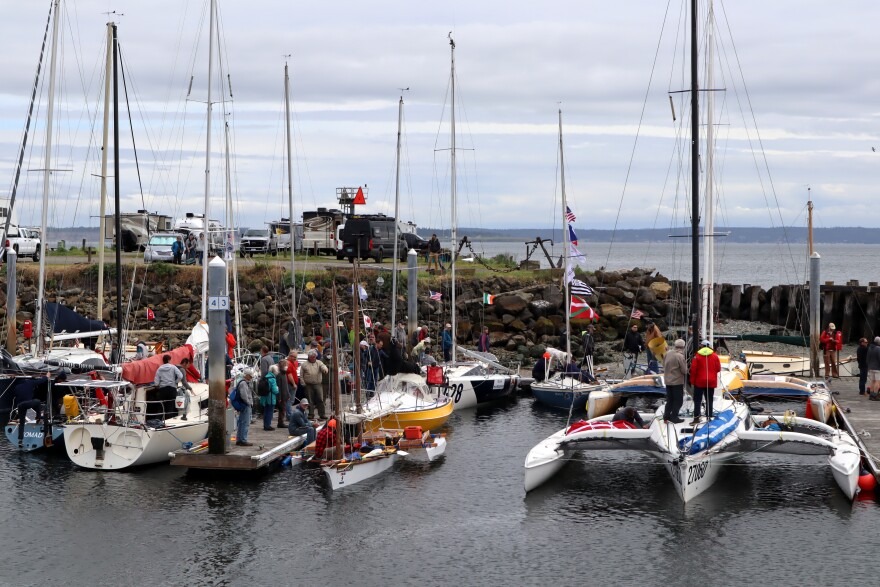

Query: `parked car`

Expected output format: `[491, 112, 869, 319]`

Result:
[240, 228, 278, 257]
[340, 215, 408, 263]
[401, 232, 429, 252]
[2, 224, 41, 261]
[143, 233, 178, 263]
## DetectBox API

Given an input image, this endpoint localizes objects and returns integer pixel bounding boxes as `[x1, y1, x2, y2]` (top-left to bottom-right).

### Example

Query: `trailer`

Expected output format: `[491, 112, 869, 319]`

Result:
[103, 210, 172, 252]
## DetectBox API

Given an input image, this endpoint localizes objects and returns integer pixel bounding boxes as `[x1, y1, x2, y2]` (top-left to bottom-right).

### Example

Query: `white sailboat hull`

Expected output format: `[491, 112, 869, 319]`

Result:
[664, 451, 738, 503]
[524, 428, 568, 492]
[322, 453, 399, 490]
[63, 419, 208, 470]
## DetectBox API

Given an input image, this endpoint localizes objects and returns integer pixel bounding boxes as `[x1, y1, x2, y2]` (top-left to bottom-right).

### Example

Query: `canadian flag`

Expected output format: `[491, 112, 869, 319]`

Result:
[363, 314, 372, 329]
[146, 307, 155, 321]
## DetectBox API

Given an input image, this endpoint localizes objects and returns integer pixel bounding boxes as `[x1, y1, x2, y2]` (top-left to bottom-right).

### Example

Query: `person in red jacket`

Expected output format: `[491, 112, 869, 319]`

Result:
[820, 322, 843, 380]
[689, 339, 721, 425]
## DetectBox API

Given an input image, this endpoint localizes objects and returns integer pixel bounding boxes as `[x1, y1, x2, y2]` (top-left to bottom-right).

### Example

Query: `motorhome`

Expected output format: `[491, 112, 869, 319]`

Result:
[103, 210, 173, 252]
[302, 208, 345, 255]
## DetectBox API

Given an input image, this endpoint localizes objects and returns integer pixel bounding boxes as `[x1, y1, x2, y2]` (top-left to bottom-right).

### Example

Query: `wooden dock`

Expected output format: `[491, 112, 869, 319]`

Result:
[169, 425, 304, 471]
[832, 377, 880, 478]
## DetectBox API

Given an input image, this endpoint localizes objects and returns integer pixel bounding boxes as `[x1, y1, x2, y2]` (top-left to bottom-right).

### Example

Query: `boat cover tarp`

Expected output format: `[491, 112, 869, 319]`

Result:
[45, 303, 108, 334]
[185, 321, 210, 355]
[566, 419, 638, 435]
[678, 409, 739, 455]
[121, 345, 193, 386]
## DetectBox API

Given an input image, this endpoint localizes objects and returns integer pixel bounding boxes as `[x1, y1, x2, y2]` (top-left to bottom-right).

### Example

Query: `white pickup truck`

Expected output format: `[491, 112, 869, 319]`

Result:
[2, 224, 41, 261]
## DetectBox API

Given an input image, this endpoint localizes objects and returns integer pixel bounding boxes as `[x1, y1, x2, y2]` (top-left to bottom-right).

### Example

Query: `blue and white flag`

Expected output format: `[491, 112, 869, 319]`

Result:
[569, 243, 587, 266]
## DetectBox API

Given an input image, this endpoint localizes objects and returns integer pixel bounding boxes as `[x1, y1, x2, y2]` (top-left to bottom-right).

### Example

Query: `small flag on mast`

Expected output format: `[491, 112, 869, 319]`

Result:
[568, 225, 578, 246]
[570, 279, 594, 297]
[483, 293, 496, 305]
[146, 307, 155, 321]
[569, 295, 598, 321]
[631, 308, 645, 319]
[566, 206, 577, 223]
[429, 290, 443, 301]
[363, 314, 373, 329]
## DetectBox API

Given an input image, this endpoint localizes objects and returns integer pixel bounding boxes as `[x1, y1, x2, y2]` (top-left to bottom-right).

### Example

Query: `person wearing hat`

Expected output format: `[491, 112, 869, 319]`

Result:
[313, 418, 339, 460]
[234, 369, 255, 446]
[337, 321, 349, 349]
[579, 325, 595, 373]
[689, 339, 721, 424]
[134, 339, 148, 361]
[288, 398, 316, 445]
[663, 339, 687, 423]
[442, 323, 453, 363]
[820, 322, 843, 381]
[412, 337, 432, 366]
[300, 350, 328, 419]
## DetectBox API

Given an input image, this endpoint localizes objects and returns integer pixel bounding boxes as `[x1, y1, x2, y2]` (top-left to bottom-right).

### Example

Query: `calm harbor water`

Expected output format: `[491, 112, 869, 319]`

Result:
[2, 394, 878, 586]
[472, 241, 879, 288]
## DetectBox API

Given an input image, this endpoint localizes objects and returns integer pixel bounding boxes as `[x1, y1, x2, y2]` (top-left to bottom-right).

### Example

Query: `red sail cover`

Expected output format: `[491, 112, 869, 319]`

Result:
[121, 345, 194, 386]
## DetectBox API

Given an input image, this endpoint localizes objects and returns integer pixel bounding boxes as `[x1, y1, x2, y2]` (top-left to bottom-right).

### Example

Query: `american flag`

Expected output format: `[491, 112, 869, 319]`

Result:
[631, 309, 645, 319]
[429, 290, 443, 301]
[570, 279, 594, 297]
[566, 206, 577, 223]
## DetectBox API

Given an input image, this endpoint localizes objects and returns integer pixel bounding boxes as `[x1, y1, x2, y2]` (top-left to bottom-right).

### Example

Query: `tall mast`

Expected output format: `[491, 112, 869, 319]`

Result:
[449, 34, 457, 364]
[284, 60, 297, 324]
[113, 22, 123, 344]
[223, 119, 242, 352]
[559, 109, 571, 361]
[97, 21, 112, 334]
[34, 0, 62, 353]
[352, 259, 363, 442]
[390, 94, 404, 328]
[701, 0, 715, 343]
[690, 0, 701, 351]
[200, 0, 216, 320]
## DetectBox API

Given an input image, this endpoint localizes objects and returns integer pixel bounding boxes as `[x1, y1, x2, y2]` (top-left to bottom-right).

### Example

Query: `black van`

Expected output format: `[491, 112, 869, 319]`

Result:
[341, 215, 408, 263]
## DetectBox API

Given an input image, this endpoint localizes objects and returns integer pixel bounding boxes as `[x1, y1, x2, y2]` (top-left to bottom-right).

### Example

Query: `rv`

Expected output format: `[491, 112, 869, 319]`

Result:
[173, 213, 229, 256]
[268, 218, 304, 252]
[103, 210, 173, 252]
[302, 208, 345, 255]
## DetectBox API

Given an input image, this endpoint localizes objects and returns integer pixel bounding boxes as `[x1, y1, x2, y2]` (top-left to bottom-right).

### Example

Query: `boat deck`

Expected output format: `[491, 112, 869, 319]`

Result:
[169, 425, 303, 471]
[831, 377, 880, 479]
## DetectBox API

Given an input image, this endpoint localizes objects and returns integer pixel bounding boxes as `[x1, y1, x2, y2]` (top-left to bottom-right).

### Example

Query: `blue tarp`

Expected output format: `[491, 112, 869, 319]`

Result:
[679, 409, 740, 455]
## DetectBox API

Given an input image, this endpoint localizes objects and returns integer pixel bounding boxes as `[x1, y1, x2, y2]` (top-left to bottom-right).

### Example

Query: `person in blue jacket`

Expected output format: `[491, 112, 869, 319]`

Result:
[442, 323, 453, 363]
[261, 365, 280, 431]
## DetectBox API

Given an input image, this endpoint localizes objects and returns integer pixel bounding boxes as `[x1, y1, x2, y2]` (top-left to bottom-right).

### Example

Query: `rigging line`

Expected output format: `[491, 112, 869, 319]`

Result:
[118, 45, 147, 212]
[3, 0, 53, 247]
[602, 0, 674, 271]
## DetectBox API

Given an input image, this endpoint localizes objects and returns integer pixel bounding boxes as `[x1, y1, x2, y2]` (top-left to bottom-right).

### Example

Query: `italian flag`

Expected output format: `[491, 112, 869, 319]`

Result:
[483, 293, 496, 305]
[570, 295, 598, 320]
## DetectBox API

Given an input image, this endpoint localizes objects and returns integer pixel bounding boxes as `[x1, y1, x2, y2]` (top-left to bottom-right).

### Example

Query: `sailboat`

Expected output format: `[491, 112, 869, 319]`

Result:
[432, 35, 521, 410]
[526, 0, 862, 502]
[530, 112, 603, 411]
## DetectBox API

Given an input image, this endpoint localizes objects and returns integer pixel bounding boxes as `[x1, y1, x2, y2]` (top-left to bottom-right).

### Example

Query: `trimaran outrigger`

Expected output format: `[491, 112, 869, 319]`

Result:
[524, 0, 862, 502]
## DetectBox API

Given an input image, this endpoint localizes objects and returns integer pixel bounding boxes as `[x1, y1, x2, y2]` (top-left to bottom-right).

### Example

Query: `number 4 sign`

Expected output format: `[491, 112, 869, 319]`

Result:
[208, 296, 229, 311]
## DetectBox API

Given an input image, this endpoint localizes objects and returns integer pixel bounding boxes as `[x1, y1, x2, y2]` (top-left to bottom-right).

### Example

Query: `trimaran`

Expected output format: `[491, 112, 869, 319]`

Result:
[524, 0, 861, 502]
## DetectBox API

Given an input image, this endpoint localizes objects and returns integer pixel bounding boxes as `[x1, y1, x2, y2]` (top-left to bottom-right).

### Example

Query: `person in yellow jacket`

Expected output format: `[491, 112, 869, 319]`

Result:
[644, 321, 666, 374]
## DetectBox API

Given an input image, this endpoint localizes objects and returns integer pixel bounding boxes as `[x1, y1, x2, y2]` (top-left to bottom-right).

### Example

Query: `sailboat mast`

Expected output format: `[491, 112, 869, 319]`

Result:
[690, 0, 702, 350]
[701, 1, 715, 343]
[113, 23, 123, 344]
[284, 61, 297, 323]
[201, 0, 216, 320]
[559, 109, 572, 360]
[223, 119, 242, 351]
[97, 21, 112, 334]
[449, 35, 457, 364]
[391, 94, 403, 327]
[352, 259, 363, 442]
[34, 0, 61, 354]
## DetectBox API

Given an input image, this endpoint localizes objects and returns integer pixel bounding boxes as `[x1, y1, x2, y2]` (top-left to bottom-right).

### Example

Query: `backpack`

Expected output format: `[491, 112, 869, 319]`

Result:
[257, 376, 270, 397]
[229, 384, 246, 411]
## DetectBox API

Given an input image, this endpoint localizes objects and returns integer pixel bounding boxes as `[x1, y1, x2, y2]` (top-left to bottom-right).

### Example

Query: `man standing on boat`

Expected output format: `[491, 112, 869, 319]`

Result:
[663, 339, 687, 423]
[820, 322, 843, 381]
[154, 354, 183, 420]
[442, 323, 453, 363]
[857, 338, 869, 396]
[689, 340, 721, 424]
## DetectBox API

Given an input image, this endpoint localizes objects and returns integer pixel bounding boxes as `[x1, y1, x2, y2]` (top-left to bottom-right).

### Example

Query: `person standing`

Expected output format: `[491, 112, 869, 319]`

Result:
[288, 398, 316, 445]
[689, 340, 721, 424]
[442, 323, 453, 363]
[622, 323, 644, 377]
[234, 370, 254, 446]
[394, 320, 407, 346]
[867, 337, 880, 400]
[134, 339, 148, 360]
[411, 337, 432, 366]
[820, 322, 843, 380]
[427, 233, 442, 272]
[196, 233, 206, 266]
[663, 339, 687, 423]
[286, 351, 302, 403]
[153, 354, 183, 419]
[300, 350, 328, 419]
[643, 320, 666, 374]
[172, 235, 184, 265]
[261, 365, 280, 431]
[478, 326, 491, 353]
[176, 357, 194, 420]
[275, 359, 290, 428]
[579, 325, 595, 372]
[857, 337, 869, 395]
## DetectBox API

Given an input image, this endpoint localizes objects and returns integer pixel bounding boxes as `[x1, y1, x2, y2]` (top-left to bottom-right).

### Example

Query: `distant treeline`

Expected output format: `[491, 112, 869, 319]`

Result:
[423, 226, 880, 244]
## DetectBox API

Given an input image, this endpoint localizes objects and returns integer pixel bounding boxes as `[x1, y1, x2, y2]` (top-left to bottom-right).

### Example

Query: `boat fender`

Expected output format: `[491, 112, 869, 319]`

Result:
[858, 471, 876, 493]
[281, 455, 292, 467]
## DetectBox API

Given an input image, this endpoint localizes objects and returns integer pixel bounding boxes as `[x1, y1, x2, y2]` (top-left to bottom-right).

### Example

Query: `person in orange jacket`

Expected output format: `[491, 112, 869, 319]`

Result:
[225, 330, 237, 360]
[689, 339, 721, 425]
[819, 322, 843, 380]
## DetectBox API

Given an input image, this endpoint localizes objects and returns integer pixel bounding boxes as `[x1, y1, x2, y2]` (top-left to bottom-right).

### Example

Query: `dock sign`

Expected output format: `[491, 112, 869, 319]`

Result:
[208, 296, 230, 311]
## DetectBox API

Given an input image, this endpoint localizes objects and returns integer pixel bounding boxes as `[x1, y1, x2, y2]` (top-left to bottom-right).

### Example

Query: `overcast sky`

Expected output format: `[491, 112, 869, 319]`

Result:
[1, 0, 878, 234]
